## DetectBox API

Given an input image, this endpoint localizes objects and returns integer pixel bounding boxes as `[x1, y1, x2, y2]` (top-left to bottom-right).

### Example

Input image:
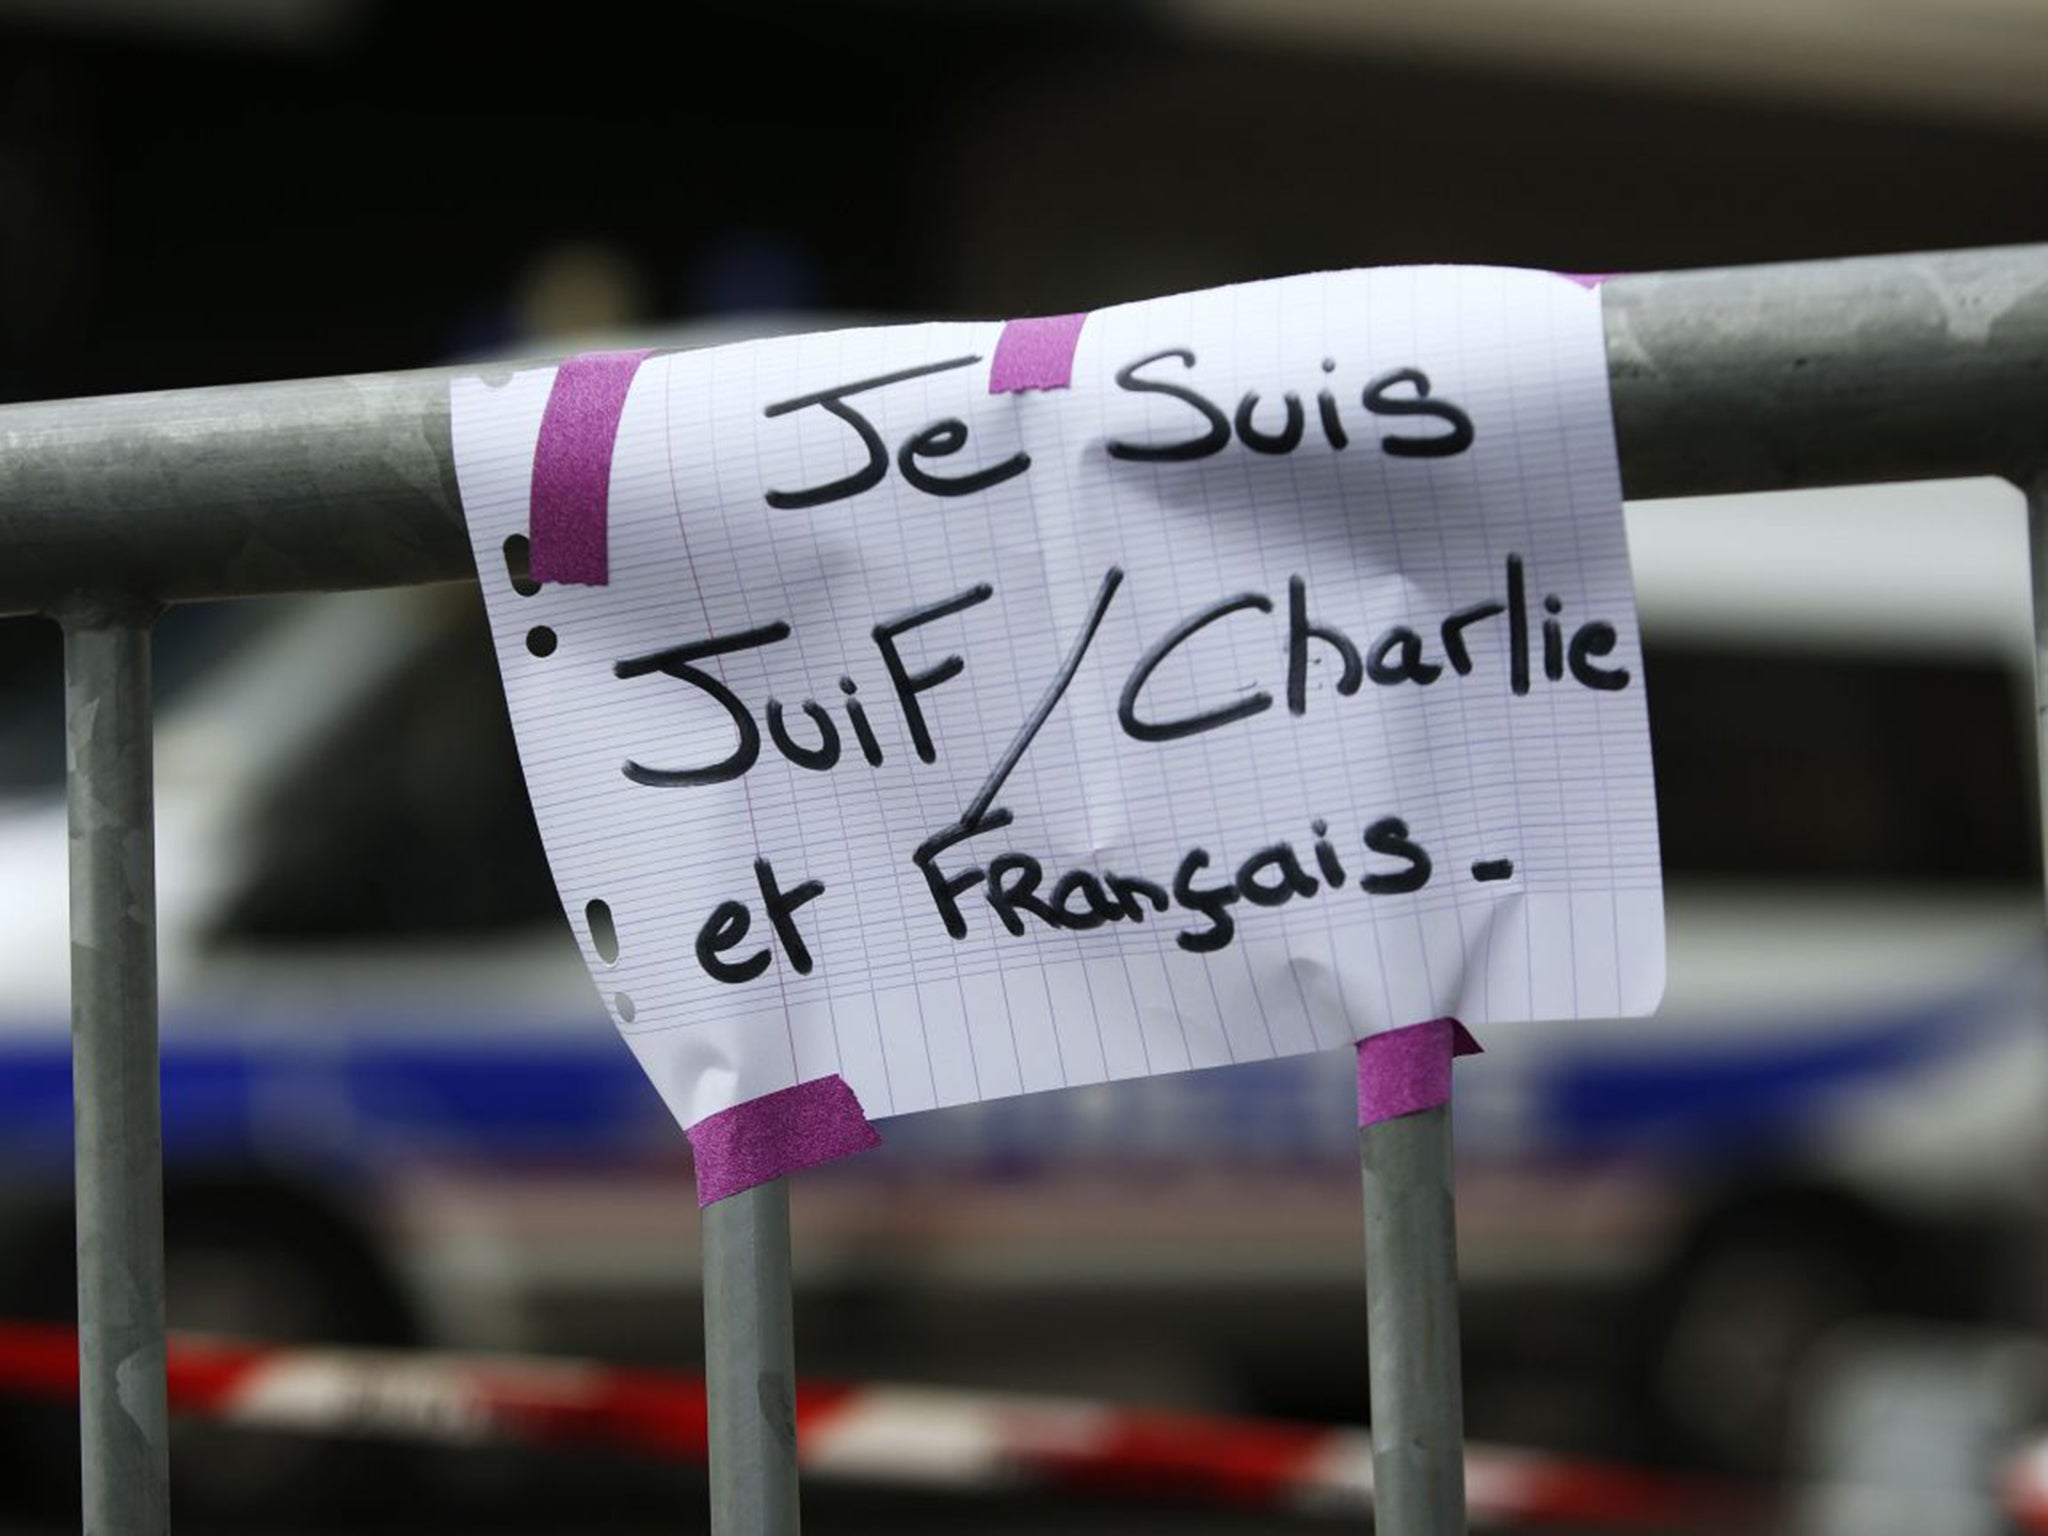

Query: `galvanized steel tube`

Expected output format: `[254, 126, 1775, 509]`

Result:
[702, 1178, 802, 1536]
[62, 601, 169, 1536]
[0, 246, 2043, 616]
[1361, 1105, 1467, 1536]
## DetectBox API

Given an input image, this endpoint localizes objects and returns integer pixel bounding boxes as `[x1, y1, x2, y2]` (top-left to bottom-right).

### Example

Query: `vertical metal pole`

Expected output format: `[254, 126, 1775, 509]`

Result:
[1361, 1103, 1468, 1536]
[2028, 476, 2048, 901]
[703, 1177, 801, 1535]
[61, 598, 169, 1536]
[2020, 472, 2048, 1436]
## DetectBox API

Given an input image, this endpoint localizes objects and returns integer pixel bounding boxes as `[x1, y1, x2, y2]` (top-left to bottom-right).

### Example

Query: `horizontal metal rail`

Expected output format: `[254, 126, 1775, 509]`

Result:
[0, 244, 2044, 617]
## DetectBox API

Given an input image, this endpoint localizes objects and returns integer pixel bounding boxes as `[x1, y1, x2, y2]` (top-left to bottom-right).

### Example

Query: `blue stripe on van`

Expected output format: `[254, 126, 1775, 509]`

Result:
[0, 1032, 673, 1173]
[1540, 974, 2033, 1157]
[0, 972, 2031, 1174]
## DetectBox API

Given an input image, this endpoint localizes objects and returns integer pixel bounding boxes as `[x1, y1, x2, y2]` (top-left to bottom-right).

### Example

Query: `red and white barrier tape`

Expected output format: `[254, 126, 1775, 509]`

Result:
[0, 1321, 1738, 1527]
[2006, 1439, 2048, 1532]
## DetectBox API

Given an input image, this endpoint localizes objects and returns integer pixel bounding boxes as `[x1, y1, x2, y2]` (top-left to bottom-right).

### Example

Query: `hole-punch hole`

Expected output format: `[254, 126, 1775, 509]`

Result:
[526, 626, 558, 658]
[614, 993, 636, 1024]
[586, 898, 621, 965]
[503, 534, 541, 596]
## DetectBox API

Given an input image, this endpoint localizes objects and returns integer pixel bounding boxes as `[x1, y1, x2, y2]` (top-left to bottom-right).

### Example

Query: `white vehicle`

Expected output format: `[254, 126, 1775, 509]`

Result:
[0, 477, 2037, 1492]
[1474, 479, 2048, 1469]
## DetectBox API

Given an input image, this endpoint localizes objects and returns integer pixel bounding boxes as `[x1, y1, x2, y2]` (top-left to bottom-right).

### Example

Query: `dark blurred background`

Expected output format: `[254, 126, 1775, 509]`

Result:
[3, 0, 2048, 405]
[4, 4, 2048, 1533]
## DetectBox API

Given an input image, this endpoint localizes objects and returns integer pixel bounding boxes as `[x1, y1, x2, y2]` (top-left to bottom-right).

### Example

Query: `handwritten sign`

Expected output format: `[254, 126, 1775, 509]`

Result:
[451, 267, 1663, 1133]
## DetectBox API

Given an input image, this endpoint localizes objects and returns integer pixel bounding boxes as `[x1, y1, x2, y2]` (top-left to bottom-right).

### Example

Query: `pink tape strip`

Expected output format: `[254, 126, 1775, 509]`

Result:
[528, 348, 655, 586]
[1356, 1018, 1483, 1128]
[988, 312, 1089, 393]
[686, 1074, 882, 1207]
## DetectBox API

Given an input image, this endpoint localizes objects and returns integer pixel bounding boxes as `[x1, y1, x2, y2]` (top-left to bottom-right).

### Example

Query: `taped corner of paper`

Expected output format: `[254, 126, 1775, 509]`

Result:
[527, 348, 656, 586]
[1356, 1018, 1482, 1129]
[988, 312, 1089, 393]
[686, 1073, 883, 1206]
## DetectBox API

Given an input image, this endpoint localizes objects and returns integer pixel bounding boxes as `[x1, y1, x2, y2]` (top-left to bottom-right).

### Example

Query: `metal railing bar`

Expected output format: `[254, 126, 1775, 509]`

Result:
[1362, 1103, 1467, 1534]
[60, 597, 169, 1536]
[0, 246, 2043, 617]
[703, 1180, 802, 1536]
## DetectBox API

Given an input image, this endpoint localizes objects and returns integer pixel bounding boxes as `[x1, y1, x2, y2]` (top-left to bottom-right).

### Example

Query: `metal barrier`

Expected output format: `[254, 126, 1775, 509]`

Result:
[2, 244, 2046, 1536]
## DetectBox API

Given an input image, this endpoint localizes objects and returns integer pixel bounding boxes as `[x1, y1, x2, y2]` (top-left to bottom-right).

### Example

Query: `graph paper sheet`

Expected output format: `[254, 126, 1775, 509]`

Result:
[450, 267, 1664, 1130]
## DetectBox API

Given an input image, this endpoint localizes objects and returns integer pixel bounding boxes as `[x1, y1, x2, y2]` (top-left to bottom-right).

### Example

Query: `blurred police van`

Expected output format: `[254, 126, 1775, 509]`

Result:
[0, 476, 2038, 1482]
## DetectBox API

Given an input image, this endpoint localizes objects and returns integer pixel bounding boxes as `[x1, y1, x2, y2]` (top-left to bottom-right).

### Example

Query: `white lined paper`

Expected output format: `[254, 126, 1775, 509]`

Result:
[451, 266, 1663, 1131]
